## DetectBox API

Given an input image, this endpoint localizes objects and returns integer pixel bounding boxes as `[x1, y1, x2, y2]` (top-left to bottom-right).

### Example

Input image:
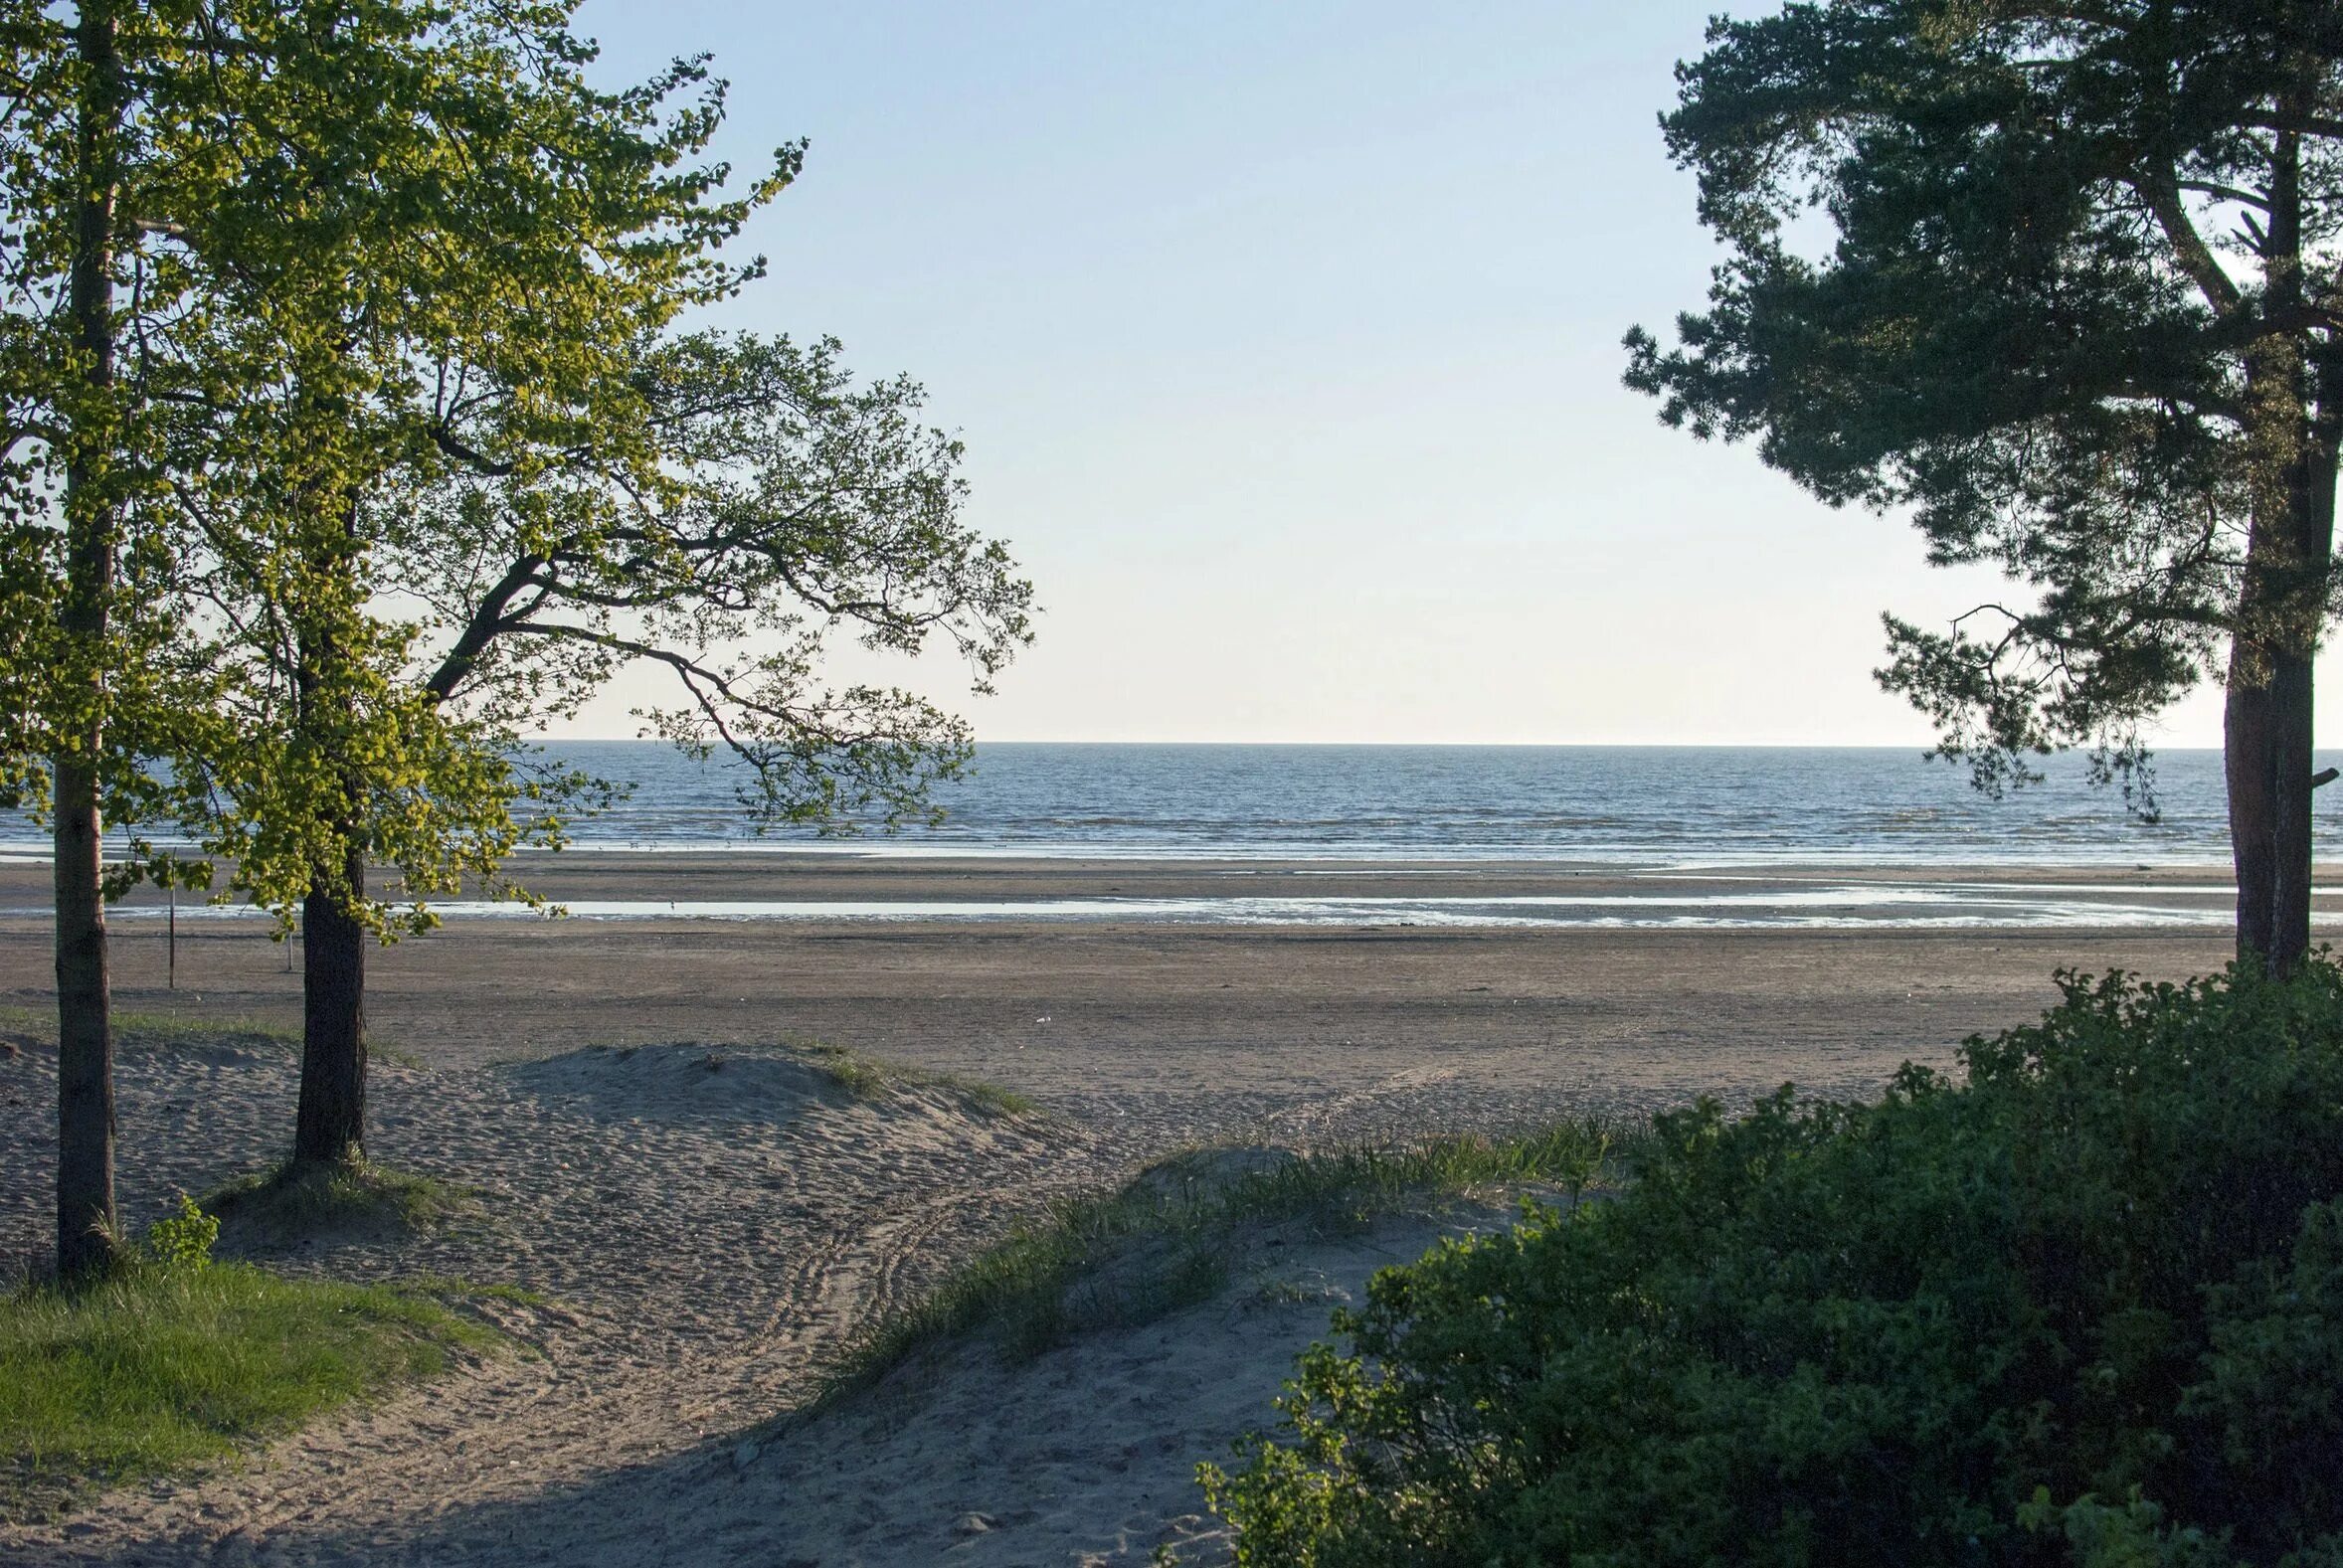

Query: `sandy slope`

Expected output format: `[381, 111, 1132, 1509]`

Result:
[1, 1023, 1522, 1565]
[1, 1038, 1127, 1564]
[748, 1199, 1519, 1567]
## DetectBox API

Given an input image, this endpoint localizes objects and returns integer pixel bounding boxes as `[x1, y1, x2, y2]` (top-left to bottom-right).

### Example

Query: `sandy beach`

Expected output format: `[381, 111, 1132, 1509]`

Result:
[5, 0, 2331, 1555]
[0, 853, 2262, 1144]
[0, 853, 2280, 1561]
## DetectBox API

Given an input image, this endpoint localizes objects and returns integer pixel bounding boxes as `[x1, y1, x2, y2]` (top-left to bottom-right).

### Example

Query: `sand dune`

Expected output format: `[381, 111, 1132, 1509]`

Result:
[1, 1029, 1537, 1565]
[1, 1037, 1119, 1563]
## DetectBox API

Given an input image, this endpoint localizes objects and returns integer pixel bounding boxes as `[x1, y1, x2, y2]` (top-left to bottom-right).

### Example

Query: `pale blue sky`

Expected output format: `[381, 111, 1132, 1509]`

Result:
[560, 0, 2297, 747]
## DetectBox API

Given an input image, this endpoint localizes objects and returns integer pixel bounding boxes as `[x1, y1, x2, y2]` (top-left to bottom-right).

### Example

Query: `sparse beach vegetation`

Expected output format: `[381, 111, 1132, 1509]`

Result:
[0, 1199, 497, 1521]
[0, 1006, 294, 1058]
[795, 1038, 1038, 1119]
[545, 1036, 1039, 1121]
[812, 1118, 1633, 1406]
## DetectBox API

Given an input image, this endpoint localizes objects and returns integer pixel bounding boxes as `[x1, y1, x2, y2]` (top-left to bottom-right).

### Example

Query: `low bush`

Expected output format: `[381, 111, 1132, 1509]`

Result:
[1203, 961, 2343, 1566]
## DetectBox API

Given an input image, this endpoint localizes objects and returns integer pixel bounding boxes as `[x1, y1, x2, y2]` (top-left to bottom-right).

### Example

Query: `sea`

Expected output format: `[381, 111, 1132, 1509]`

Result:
[524, 740, 2322, 865]
[12, 743, 2341, 931]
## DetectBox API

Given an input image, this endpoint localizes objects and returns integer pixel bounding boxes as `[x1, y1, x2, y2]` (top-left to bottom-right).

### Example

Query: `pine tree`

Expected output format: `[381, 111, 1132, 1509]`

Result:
[1629, 0, 2343, 972]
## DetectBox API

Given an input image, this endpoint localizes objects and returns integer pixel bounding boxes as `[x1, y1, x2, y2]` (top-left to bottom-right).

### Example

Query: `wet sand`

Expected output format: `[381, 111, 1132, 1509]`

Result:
[0, 846, 2263, 910]
[0, 852, 2263, 1130]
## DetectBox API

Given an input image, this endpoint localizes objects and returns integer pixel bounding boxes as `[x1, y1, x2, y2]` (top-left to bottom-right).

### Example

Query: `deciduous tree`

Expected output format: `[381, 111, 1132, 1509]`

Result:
[144, 10, 791, 1168]
[172, 232, 1032, 1167]
[2, 0, 252, 1277]
[0, 0, 790, 1264]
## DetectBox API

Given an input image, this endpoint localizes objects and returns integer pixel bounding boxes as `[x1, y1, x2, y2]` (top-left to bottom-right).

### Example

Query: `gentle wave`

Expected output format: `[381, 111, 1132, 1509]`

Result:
[485, 743, 2334, 865]
[13, 742, 2343, 868]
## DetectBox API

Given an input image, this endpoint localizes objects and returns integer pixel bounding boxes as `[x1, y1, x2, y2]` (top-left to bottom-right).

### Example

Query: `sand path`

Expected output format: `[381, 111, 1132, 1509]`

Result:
[1, 1039, 1130, 1564]
[1, 1029, 1545, 1565]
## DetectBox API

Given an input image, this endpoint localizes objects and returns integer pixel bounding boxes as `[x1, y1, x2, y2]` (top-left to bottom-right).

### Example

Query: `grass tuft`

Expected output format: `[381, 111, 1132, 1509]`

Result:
[0, 1262, 497, 1520]
[807, 1117, 1640, 1413]
[800, 1040, 888, 1099]
[795, 1038, 1039, 1119]
[203, 1159, 480, 1247]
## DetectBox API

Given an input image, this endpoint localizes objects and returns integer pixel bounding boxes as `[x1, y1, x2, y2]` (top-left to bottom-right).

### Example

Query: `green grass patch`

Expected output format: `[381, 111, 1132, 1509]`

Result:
[0, 1260, 497, 1520]
[203, 1159, 481, 1247]
[956, 1079, 1038, 1119]
[809, 1118, 1634, 1412]
[396, 1275, 548, 1309]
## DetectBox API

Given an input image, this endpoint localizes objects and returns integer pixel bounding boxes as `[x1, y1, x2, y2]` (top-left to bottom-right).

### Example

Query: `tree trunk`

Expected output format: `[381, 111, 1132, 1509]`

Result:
[2226, 668, 2276, 963]
[2282, 440, 2343, 973]
[289, 493, 371, 1169]
[294, 843, 367, 1166]
[2225, 104, 2331, 981]
[2227, 640, 2318, 978]
[55, 0, 124, 1283]
[2269, 645, 2318, 977]
[54, 757, 114, 1278]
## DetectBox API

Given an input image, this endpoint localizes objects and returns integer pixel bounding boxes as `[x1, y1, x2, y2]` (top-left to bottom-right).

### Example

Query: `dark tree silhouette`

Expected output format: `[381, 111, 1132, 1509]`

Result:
[1630, 1, 2343, 973]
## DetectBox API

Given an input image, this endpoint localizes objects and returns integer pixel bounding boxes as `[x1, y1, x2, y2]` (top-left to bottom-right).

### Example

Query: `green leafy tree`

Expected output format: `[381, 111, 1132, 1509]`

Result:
[402, 329, 1033, 826]
[0, 0, 271, 1278]
[136, 27, 1033, 1166]
[138, 10, 794, 1167]
[19, 0, 140, 1285]
[1626, 0, 2343, 973]
[181, 323, 1032, 1168]
[0, 0, 791, 1263]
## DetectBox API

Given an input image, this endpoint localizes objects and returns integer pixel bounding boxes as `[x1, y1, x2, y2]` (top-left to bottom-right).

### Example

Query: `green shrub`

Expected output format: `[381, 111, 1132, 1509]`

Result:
[144, 1194, 219, 1273]
[1203, 961, 2343, 1567]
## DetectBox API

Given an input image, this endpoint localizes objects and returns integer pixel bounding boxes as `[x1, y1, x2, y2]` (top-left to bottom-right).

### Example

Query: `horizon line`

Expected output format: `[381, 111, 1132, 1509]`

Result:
[519, 736, 2241, 752]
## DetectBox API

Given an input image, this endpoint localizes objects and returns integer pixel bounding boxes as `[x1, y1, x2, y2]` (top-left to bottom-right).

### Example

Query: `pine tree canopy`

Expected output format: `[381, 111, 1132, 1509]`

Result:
[1626, 1, 2343, 804]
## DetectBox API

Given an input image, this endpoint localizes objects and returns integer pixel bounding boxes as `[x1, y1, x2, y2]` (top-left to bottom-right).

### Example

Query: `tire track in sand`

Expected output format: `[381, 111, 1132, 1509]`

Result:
[1, 1048, 1123, 1566]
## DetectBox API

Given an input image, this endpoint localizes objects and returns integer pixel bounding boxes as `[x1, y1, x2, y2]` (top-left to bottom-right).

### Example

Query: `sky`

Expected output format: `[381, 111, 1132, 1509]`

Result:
[558, 0, 2311, 748]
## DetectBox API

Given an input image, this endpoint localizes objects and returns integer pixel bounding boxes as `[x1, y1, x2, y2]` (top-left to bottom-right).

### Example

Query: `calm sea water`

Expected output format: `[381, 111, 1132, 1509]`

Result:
[18, 743, 2341, 928]
[522, 741, 2332, 866]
